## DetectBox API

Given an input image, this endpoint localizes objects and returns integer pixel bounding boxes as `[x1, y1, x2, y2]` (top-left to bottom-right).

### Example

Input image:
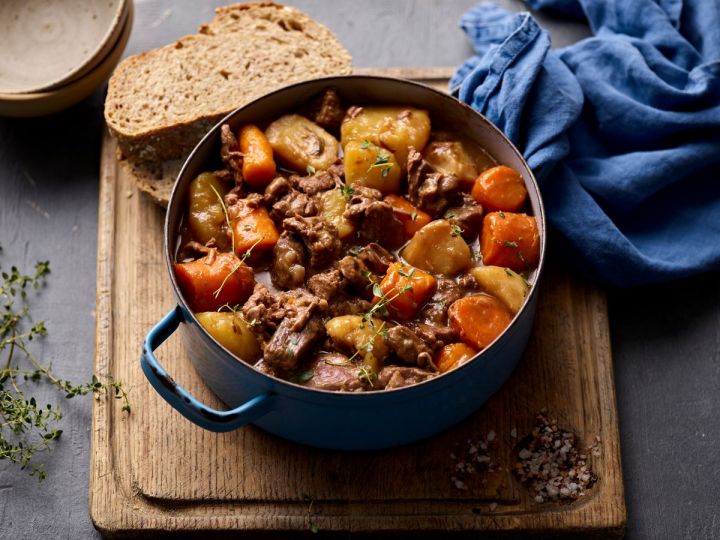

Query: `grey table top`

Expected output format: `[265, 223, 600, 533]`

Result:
[0, 1, 718, 539]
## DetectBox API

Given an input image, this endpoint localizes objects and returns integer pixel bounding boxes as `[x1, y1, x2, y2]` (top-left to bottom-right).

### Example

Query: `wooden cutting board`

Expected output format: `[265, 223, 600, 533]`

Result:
[90, 67, 626, 538]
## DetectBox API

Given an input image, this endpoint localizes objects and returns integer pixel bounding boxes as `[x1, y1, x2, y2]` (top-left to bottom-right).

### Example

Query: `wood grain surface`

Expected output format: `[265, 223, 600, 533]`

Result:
[89, 69, 625, 538]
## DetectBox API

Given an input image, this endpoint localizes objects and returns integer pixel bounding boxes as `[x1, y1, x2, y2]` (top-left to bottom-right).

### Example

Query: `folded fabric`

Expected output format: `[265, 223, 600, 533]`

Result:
[451, 0, 720, 286]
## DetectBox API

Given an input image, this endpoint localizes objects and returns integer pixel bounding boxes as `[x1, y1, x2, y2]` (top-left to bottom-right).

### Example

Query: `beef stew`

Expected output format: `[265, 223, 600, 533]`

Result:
[173, 89, 540, 392]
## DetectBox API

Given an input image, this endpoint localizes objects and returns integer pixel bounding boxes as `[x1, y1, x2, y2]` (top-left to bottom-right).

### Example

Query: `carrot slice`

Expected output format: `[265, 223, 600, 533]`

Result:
[384, 194, 432, 237]
[374, 262, 437, 320]
[239, 124, 276, 188]
[436, 342, 478, 373]
[471, 165, 528, 212]
[174, 252, 254, 312]
[230, 200, 280, 257]
[448, 294, 512, 350]
[480, 212, 540, 271]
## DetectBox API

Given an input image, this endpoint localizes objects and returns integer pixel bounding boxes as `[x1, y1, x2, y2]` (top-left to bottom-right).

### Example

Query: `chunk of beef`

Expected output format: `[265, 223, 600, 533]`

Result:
[181, 240, 214, 258]
[264, 176, 292, 204]
[327, 296, 373, 317]
[420, 278, 464, 326]
[385, 326, 434, 369]
[356, 243, 395, 275]
[306, 266, 372, 315]
[226, 191, 263, 213]
[241, 284, 326, 342]
[457, 273, 479, 290]
[283, 215, 342, 269]
[326, 160, 345, 179]
[270, 232, 306, 289]
[344, 186, 405, 249]
[253, 359, 279, 378]
[241, 283, 279, 338]
[271, 189, 318, 221]
[263, 176, 319, 220]
[445, 199, 484, 241]
[344, 184, 382, 215]
[264, 315, 325, 371]
[360, 202, 406, 249]
[212, 168, 234, 185]
[289, 169, 338, 195]
[313, 88, 346, 131]
[407, 148, 463, 215]
[223, 185, 241, 208]
[338, 255, 371, 289]
[307, 268, 345, 301]
[280, 288, 324, 330]
[220, 124, 243, 185]
[302, 352, 365, 392]
[377, 366, 436, 390]
[410, 322, 459, 352]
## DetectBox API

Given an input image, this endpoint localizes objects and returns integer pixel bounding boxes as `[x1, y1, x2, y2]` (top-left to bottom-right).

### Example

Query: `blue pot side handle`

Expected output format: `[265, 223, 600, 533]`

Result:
[140, 306, 274, 433]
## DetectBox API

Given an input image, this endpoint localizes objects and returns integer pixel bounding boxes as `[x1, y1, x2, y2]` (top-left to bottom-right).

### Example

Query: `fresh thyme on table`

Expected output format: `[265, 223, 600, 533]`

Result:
[0, 248, 130, 480]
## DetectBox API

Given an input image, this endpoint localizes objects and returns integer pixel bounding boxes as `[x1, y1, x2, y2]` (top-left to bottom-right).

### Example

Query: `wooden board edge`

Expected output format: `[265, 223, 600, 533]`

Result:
[353, 66, 457, 80]
[89, 128, 118, 532]
[588, 287, 627, 535]
[90, 130, 145, 536]
[89, 67, 626, 537]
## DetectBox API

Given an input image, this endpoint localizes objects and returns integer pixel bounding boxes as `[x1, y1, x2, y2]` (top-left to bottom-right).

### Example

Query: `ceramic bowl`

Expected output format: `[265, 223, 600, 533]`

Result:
[0, 0, 128, 94]
[0, 0, 133, 118]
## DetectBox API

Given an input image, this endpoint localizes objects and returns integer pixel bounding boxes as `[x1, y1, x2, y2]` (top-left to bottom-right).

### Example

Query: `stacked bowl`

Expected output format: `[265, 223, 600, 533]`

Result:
[0, 0, 133, 117]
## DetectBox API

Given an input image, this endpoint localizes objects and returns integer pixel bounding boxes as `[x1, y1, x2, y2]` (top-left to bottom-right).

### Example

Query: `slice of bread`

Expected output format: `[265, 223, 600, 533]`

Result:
[105, 2, 352, 205]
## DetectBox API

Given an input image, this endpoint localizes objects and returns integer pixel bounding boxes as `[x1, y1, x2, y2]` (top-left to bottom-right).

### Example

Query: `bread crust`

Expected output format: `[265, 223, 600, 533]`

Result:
[105, 1, 352, 203]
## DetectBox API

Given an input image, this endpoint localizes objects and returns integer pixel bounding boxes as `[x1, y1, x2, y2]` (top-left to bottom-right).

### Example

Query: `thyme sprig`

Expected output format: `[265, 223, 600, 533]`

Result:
[367, 153, 393, 177]
[0, 249, 129, 480]
[338, 182, 354, 200]
[336, 271, 415, 386]
[210, 184, 235, 254]
[211, 237, 262, 299]
[361, 139, 394, 177]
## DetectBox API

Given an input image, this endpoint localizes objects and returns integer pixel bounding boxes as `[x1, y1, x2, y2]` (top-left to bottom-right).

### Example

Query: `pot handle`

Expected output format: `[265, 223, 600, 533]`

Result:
[140, 306, 274, 433]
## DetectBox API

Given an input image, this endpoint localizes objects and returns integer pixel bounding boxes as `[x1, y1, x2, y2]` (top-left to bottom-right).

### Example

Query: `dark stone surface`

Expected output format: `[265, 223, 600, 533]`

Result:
[0, 1, 717, 539]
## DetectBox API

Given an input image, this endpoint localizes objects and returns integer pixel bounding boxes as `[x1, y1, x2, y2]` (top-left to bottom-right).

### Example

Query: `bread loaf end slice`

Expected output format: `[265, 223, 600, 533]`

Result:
[105, 2, 352, 164]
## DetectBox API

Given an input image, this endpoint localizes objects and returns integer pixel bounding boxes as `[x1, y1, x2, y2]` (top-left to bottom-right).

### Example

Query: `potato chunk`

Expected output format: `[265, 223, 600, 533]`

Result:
[265, 114, 339, 172]
[325, 315, 389, 374]
[401, 220, 472, 276]
[341, 107, 431, 169]
[469, 266, 529, 314]
[318, 188, 355, 239]
[196, 312, 261, 362]
[187, 172, 230, 250]
[343, 140, 401, 194]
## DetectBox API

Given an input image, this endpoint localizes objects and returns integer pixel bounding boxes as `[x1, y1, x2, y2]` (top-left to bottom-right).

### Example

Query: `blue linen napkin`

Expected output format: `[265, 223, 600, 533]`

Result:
[451, 0, 720, 286]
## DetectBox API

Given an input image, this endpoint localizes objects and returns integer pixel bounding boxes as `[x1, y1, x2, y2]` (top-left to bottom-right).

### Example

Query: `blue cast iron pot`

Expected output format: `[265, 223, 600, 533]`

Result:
[141, 76, 546, 450]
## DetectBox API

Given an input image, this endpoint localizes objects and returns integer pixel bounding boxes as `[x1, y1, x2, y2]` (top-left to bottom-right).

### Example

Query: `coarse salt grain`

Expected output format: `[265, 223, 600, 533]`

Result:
[450, 430, 497, 492]
[514, 413, 599, 504]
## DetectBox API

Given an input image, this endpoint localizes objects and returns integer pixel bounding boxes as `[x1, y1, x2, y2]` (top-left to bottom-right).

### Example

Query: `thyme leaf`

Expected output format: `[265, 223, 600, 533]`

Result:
[0, 250, 129, 480]
[338, 183, 354, 200]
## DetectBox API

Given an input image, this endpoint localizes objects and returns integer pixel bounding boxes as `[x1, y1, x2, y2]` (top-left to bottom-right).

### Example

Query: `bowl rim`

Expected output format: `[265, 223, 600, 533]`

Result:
[164, 74, 547, 397]
[0, 0, 133, 117]
[0, 0, 129, 94]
